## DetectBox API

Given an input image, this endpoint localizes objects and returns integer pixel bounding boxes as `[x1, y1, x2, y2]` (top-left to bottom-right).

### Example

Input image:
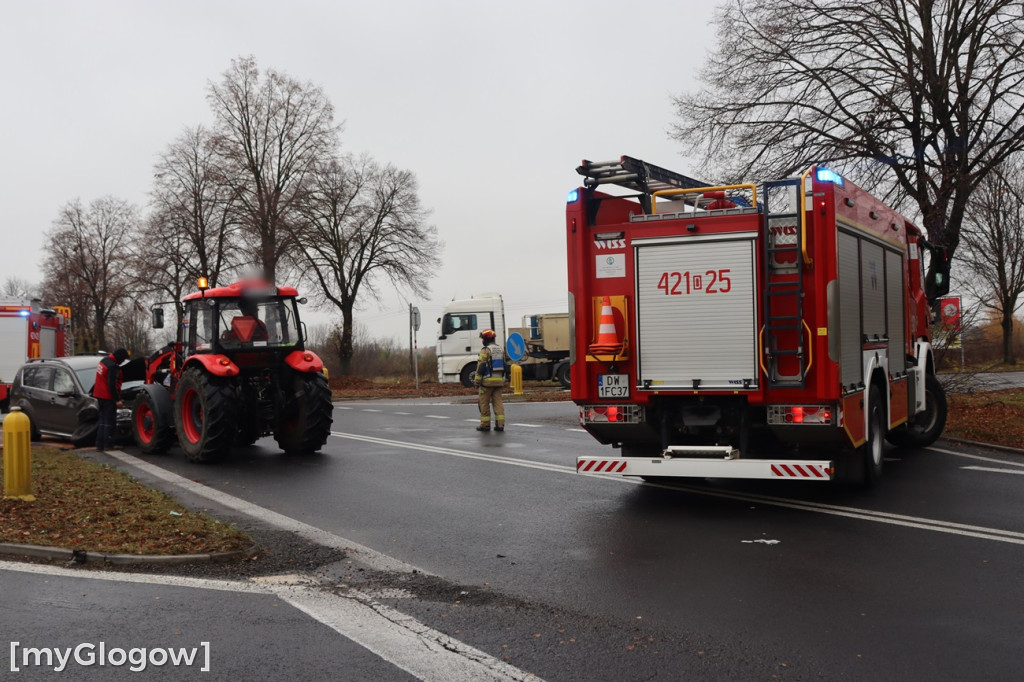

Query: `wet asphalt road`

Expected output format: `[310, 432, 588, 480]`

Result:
[4, 395, 1024, 680]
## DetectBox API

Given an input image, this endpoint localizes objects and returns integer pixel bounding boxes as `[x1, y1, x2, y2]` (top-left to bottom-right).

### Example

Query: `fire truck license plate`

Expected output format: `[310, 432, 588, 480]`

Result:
[598, 374, 629, 398]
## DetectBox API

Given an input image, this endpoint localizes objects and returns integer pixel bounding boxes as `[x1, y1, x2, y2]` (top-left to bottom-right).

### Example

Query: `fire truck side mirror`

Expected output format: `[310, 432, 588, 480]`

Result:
[925, 251, 951, 301]
[151, 307, 165, 329]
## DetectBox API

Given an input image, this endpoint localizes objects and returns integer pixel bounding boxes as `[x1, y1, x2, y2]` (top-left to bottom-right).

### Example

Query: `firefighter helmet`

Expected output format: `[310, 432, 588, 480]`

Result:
[480, 328, 496, 341]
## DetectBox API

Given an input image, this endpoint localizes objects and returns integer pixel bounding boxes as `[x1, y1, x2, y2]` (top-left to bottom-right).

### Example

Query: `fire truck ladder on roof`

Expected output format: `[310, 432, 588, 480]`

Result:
[576, 156, 709, 214]
[761, 178, 807, 389]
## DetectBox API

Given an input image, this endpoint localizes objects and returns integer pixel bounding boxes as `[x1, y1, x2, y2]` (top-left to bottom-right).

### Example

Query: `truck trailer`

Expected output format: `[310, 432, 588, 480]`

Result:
[568, 156, 949, 484]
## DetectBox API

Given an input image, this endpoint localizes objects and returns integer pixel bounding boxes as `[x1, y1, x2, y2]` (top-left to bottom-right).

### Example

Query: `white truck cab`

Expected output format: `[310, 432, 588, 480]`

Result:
[436, 293, 506, 387]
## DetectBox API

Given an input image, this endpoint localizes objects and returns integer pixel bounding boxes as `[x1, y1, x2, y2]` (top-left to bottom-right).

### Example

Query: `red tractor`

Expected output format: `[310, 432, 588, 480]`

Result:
[131, 279, 333, 462]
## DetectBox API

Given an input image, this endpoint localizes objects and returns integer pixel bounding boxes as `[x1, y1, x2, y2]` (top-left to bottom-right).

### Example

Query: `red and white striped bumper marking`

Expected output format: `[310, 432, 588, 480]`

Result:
[577, 459, 628, 474]
[771, 463, 830, 479]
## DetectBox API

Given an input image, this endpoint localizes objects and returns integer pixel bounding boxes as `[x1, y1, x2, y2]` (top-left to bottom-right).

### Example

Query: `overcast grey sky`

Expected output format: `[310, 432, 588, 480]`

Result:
[0, 0, 718, 345]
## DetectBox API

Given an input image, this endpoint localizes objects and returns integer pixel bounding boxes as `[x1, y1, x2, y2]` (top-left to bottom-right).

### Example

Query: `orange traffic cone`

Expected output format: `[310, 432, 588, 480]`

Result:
[589, 296, 623, 355]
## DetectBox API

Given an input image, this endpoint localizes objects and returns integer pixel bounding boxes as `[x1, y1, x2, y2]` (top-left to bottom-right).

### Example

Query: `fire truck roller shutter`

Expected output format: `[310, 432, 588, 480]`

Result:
[885, 250, 906, 375]
[837, 230, 863, 388]
[634, 235, 758, 390]
[860, 240, 887, 343]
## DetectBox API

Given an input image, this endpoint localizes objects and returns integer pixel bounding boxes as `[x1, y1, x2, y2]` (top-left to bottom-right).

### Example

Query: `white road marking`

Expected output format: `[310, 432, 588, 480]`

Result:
[929, 446, 1024, 467]
[0, 560, 534, 682]
[76, 451, 539, 682]
[962, 466, 1024, 476]
[509, 423, 542, 428]
[362, 409, 382, 413]
[329, 431, 1024, 546]
[424, 415, 449, 420]
[567, 428, 588, 433]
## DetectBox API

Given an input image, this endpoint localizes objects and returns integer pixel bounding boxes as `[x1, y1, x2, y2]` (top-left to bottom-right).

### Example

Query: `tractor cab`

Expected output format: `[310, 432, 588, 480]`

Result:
[186, 295, 304, 355]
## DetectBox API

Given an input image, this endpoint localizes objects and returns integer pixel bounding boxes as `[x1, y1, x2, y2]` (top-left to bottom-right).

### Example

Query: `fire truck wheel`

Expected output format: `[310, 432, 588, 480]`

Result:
[133, 391, 174, 454]
[885, 373, 948, 449]
[275, 371, 333, 454]
[175, 368, 238, 463]
[459, 364, 476, 388]
[860, 386, 885, 484]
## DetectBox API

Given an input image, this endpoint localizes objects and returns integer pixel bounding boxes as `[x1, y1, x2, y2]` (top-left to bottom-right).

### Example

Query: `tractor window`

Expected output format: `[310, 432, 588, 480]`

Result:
[218, 299, 300, 350]
[194, 306, 215, 351]
[442, 313, 477, 335]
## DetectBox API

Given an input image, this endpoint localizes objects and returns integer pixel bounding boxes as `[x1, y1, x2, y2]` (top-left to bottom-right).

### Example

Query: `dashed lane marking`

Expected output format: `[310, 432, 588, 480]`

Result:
[962, 466, 1024, 476]
[329, 431, 1024, 547]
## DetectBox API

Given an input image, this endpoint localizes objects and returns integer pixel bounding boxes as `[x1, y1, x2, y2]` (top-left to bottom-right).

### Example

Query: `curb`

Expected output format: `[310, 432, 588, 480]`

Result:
[0, 542, 250, 566]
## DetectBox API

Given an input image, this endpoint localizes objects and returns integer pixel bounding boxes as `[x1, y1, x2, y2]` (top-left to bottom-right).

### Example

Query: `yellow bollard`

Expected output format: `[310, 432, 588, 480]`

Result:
[511, 364, 523, 395]
[3, 407, 35, 501]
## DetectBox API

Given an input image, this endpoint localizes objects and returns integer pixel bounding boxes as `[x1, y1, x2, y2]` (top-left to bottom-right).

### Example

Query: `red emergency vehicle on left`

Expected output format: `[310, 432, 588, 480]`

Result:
[0, 299, 72, 411]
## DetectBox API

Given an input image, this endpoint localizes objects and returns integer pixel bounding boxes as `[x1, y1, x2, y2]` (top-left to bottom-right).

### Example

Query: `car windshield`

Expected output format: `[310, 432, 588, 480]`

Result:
[217, 298, 300, 350]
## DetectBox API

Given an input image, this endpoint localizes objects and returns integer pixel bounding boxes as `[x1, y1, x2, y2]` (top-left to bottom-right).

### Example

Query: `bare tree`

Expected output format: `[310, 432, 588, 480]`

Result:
[131, 126, 246, 330]
[293, 155, 442, 374]
[146, 126, 241, 287]
[206, 56, 340, 282]
[2, 277, 36, 299]
[671, 0, 1024, 277]
[106, 299, 155, 359]
[40, 197, 137, 351]
[958, 162, 1024, 363]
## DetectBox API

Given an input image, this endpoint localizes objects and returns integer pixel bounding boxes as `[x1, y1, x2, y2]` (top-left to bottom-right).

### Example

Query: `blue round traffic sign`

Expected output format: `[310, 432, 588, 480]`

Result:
[506, 332, 526, 361]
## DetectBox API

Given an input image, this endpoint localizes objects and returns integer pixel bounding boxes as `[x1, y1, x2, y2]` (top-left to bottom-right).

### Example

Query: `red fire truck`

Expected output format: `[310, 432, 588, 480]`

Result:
[568, 156, 950, 483]
[0, 300, 72, 411]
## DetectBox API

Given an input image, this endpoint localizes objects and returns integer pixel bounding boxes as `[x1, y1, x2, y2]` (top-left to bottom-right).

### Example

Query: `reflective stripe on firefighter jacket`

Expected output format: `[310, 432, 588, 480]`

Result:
[476, 343, 506, 387]
[93, 354, 123, 401]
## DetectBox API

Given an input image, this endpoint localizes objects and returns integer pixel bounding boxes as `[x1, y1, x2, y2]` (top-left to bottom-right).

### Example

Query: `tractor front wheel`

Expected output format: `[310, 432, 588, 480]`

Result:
[275, 372, 333, 454]
[174, 368, 238, 463]
[133, 390, 174, 454]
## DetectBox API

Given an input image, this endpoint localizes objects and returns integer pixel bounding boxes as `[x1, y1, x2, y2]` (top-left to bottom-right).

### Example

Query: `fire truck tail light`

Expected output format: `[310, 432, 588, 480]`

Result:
[580, 404, 643, 425]
[768, 405, 833, 425]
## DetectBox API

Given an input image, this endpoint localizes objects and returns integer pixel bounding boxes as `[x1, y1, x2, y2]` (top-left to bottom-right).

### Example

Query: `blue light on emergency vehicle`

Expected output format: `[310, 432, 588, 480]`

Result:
[815, 167, 844, 186]
[567, 189, 579, 203]
[18, 310, 29, 317]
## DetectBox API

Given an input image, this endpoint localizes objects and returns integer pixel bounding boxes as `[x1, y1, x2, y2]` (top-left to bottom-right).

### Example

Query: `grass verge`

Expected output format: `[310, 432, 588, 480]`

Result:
[943, 388, 1024, 450]
[0, 447, 251, 555]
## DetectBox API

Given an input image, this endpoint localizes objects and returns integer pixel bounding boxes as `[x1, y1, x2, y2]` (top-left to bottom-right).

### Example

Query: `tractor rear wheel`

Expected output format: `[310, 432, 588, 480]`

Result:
[275, 371, 333, 454]
[133, 390, 174, 454]
[174, 368, 238, 463]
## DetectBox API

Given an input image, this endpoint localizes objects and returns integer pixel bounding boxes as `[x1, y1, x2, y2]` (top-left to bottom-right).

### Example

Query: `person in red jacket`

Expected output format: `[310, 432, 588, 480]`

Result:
[94, 348, 129, 452]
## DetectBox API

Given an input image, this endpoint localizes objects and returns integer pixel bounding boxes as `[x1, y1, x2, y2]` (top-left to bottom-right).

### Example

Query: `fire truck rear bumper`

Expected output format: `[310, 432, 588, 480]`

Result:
[576, 452, 834, 481]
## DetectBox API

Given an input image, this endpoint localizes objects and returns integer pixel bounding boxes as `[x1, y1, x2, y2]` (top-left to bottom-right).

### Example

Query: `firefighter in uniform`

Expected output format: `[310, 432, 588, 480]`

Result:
[475, 329, 507, 432]
[94, 348, 129, 452]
